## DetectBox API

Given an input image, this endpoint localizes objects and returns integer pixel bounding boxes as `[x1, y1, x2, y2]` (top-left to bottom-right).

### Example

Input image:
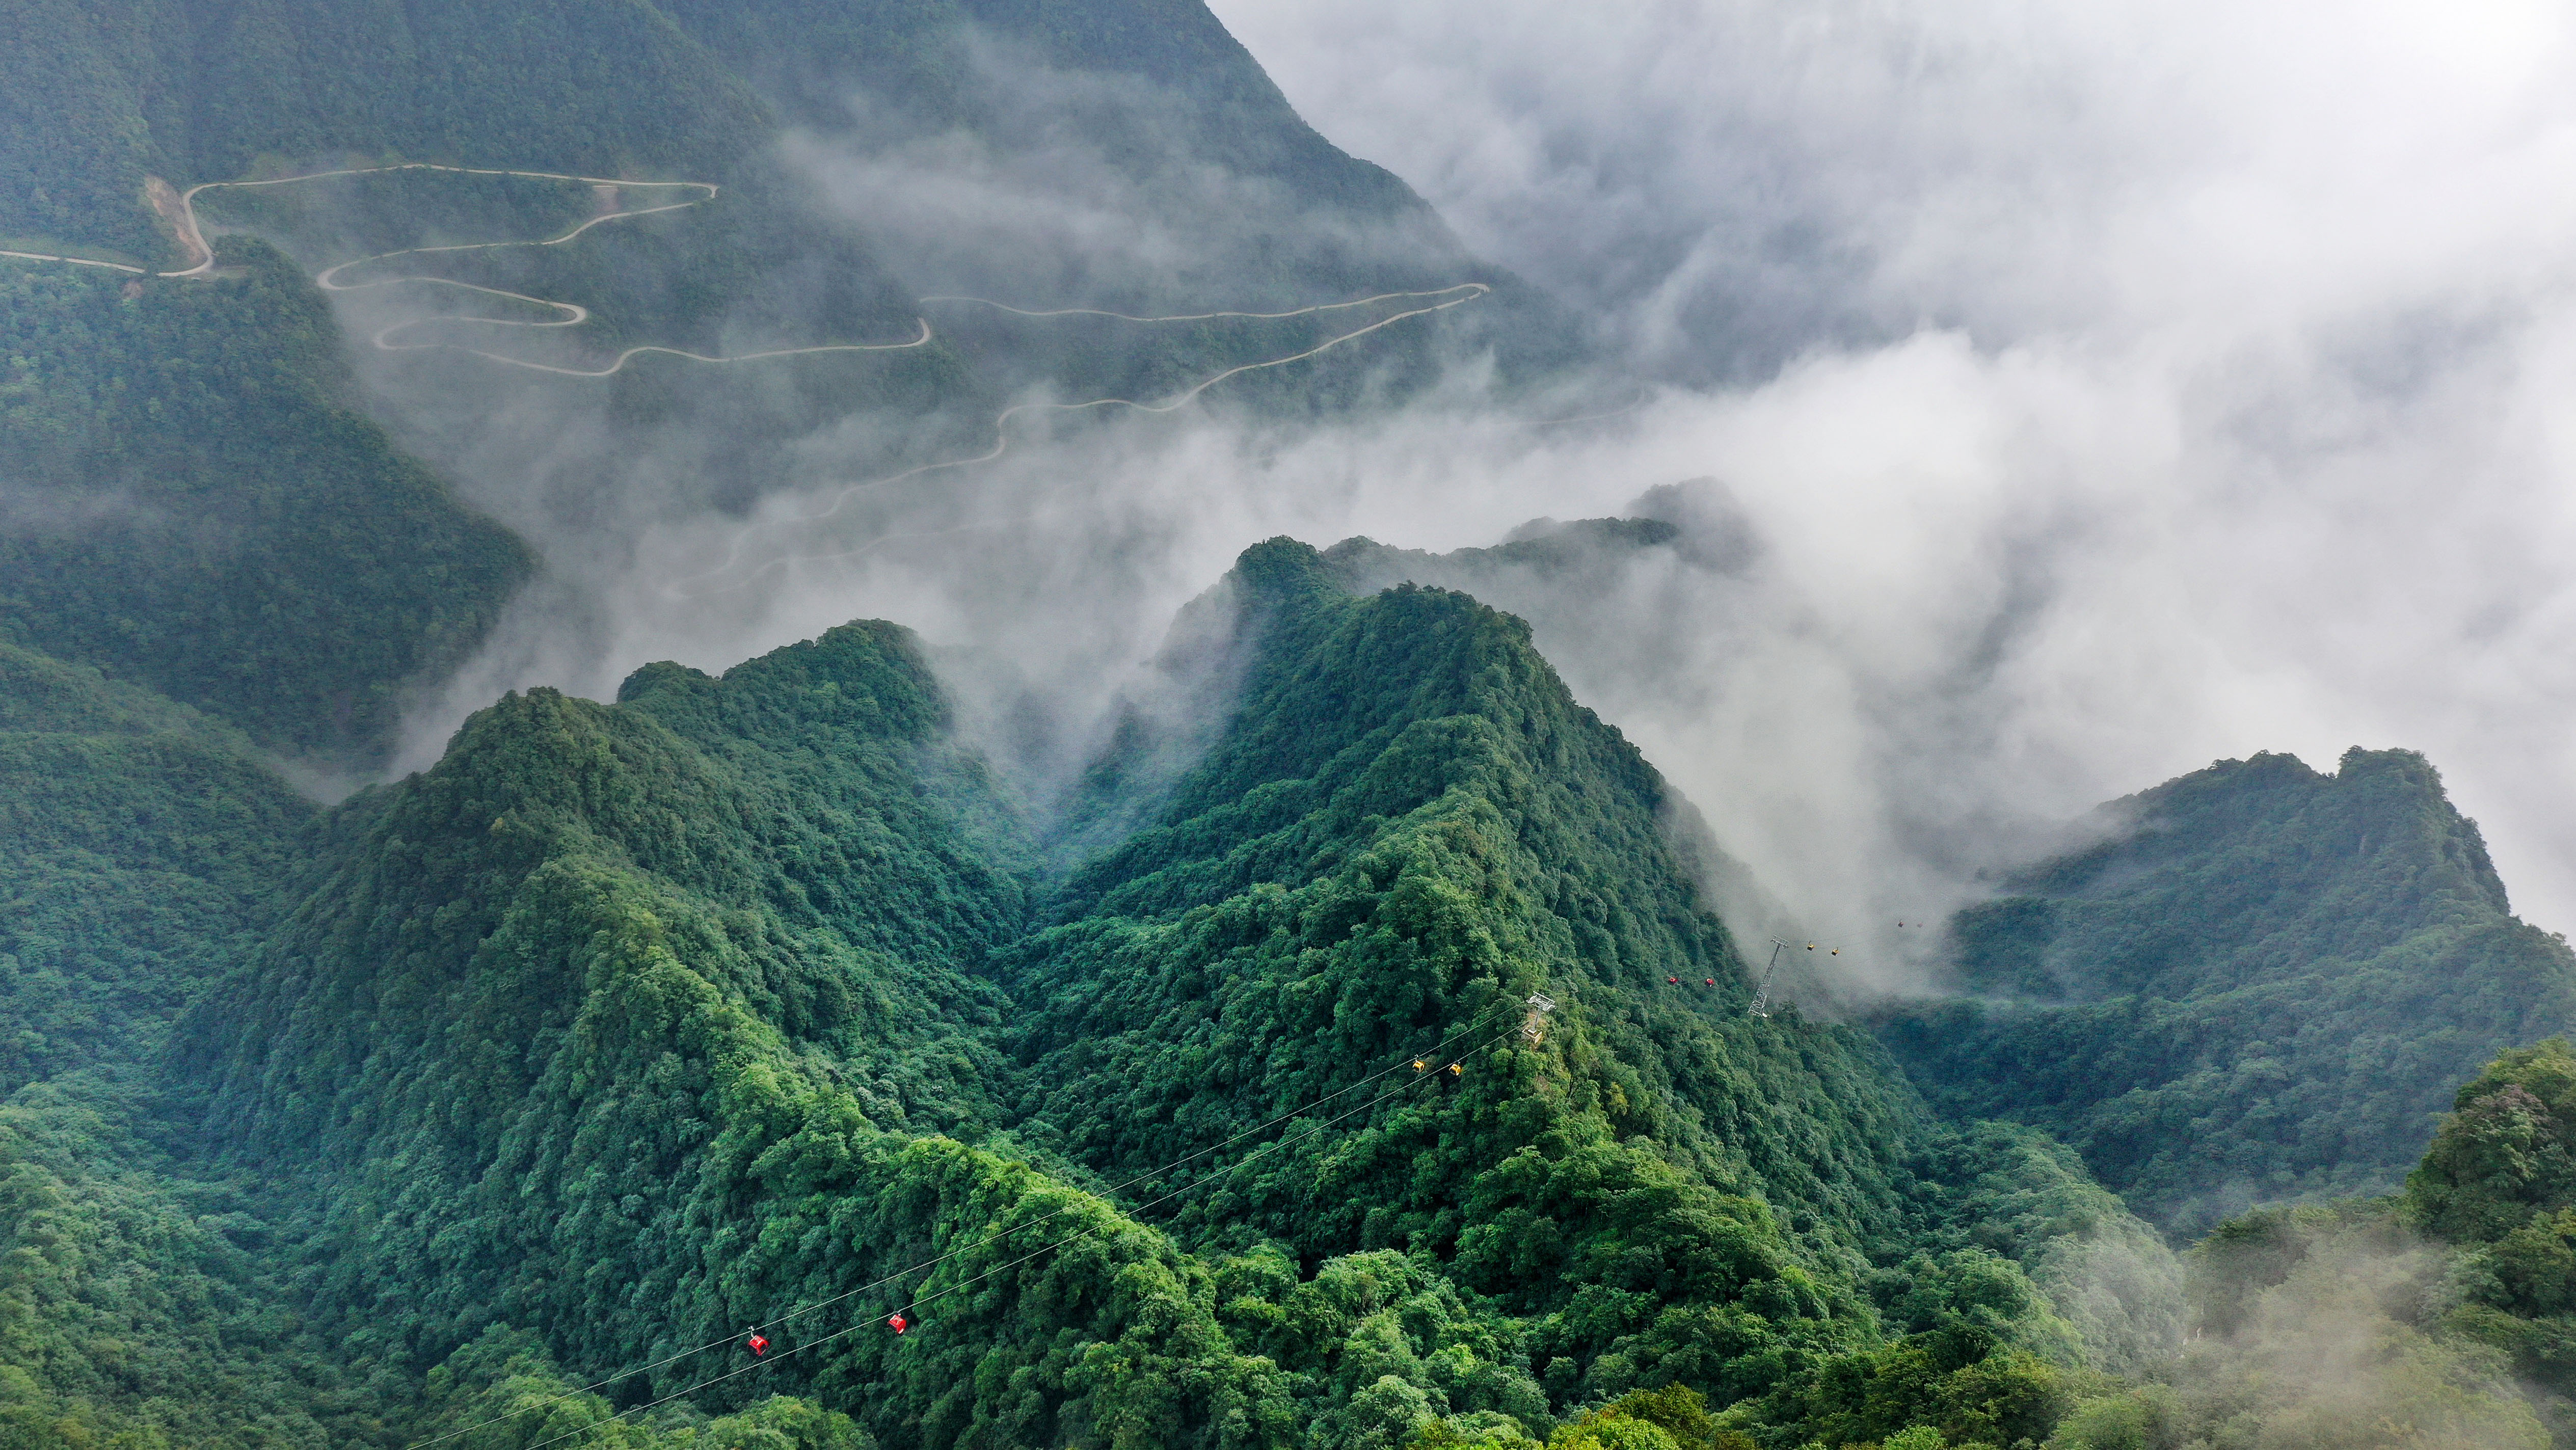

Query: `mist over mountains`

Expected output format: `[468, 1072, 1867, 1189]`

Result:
[5, 2, 2576, 1448]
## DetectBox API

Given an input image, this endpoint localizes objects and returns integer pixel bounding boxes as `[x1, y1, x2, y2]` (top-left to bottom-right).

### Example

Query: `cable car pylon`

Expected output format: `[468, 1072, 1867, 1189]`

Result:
[1521, 991, 1558, 1044]
[1750, 938, 1789, 1017]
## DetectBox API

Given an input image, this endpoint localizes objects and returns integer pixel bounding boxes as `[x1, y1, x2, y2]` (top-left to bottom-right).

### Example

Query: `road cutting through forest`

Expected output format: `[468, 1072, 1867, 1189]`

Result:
[7, 162, 1486, 387]
[3, 160, 1494, 594]
[242, 164, 936, 371]
[663, 280, 1492, 598]
[5, 162, 934, 371]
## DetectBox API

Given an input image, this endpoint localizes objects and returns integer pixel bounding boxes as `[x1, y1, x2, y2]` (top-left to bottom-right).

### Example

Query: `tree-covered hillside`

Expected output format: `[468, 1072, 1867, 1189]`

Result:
[34, 520, 2573, 1446]
[11, 490, 2547, 1445]
[72, 547, 2169, 1450]
[2028, 1038, 2576, 1450]
[0, 0, 1485, 310]
[4, 0, 1580, 765]
[1010, 540, 1926, 1275]
[0, 241, 531, 758]
[0, 633, 393, 1448]
[1877, 748, 2576, 1233]
[0, 641, 314, 1096]
[2405, 1036, 2576, 1444]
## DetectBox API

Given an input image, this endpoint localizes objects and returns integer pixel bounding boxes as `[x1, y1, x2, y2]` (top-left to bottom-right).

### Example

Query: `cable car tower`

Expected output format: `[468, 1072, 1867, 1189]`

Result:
[1749, 939, 1789, 1018]
[1521, 992, 1558, 1044]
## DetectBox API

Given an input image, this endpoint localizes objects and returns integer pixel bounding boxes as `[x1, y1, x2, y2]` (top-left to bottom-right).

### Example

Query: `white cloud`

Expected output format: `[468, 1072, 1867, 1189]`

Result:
[1187, 0, 2576, 944]
[366, 1, 2576, 978]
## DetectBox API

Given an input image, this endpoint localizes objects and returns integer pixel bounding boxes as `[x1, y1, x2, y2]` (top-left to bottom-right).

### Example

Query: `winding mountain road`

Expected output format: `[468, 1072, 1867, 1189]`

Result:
[7, 163, 932, 371]
[269, 165, 933, 371]
[6, 162, 1489, 393]
[5, 159, 1503, 596]
[666, 281, 1492, 597]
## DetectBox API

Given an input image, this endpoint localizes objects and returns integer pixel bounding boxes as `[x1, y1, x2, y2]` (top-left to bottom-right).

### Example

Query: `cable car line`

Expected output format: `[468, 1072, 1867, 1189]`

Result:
[404, 999, 1530, 1449]
[510, 1018, 1535, 1450]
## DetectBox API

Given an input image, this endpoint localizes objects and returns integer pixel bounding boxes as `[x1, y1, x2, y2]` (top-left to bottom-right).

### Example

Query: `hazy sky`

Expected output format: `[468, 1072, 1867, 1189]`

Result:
[1191, 0, 2576, 942]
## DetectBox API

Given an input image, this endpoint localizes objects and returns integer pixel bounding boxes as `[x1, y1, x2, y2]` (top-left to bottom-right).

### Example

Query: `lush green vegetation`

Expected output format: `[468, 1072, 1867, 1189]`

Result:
[0, 0, 771, 264]
[193, 164, 991, 516]
[0, 242, 530, 758]
[19, 527, 2576, 1447]
[1011, 542, 1924, 1266]
[0, 0, 1492, 316]
[2408, 1037, 2576, 1430]
[0, 0, 1442, 257]
[3, 0, 1575, 445]
[0, 642, 314, 1095]
[2, 2, 2566, 1426]
[0, 6, 2373, 1444]
[1877, 748, 2576, 1233]
[2067, 1037, 2576, 1450]
[0, 0, 1574, 803]
[96, 548, 2150, 1449]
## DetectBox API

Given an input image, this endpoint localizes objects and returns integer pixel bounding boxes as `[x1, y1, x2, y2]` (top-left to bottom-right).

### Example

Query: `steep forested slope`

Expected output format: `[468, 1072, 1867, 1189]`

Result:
[1, 0, 771, 263]
[2, 0, 1572, 757]
[0, 642, 315, 1095]
[0, 246, 530, 757]
[0, 0, 1479, 306]
[118, 549, 2163, 1450]
[2029, 1040, 2576, 1450]
[2404, 1037, 2576, 1443]
[192, 619, 1034, 1165]
[172, 621, 1102, 1437]
[1010, 540, 1925, 1276]
[1877, 748, 2576, 1232]
[0, 658, 885, 1442]
[0, 637, 392, 1447]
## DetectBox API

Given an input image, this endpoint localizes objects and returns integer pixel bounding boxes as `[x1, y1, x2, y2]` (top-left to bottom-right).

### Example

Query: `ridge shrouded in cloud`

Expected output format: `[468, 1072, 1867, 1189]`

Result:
[1175, 0, 2576, 946]
[364, 0, 2576, 988]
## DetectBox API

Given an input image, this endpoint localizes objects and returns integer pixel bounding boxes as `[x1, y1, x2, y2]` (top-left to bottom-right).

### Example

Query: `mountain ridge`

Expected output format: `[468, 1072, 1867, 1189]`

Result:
[105, 541, 2156, 1448]
[1879, 744, 2576, 1232]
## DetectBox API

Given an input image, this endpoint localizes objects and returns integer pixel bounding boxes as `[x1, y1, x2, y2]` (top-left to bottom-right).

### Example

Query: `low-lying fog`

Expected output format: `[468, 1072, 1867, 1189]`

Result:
[366, 0, 2576, 998]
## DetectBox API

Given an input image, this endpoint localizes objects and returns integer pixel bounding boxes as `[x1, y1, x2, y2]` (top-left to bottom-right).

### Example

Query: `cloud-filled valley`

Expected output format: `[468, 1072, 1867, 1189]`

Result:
[346, 0, 2576, 983]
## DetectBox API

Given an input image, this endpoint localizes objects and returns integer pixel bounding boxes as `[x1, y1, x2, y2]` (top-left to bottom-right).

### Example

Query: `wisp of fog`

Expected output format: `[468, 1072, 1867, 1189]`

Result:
[372, 0, 2576, 1002]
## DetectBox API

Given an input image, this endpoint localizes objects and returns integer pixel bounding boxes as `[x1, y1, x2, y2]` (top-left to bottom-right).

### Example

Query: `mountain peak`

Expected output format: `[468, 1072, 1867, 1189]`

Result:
[1882, 742, 2574, 1230]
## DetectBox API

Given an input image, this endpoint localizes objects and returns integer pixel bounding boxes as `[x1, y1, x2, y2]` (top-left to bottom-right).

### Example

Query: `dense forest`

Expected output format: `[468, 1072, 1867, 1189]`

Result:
[14, 522, 2568, 1446]
[0, 540, 2186, 1449]
[0, 241, 530, 759]
[3, 0, 1575, 776]
[1327, 509, 2576, 1242]
[0, 0, 1452, 280]
[181, 542, 2090, 1447]
[1874, 748, 2576, 1234]
[0, 0, 1562, 390]
[7, 0, 2576, 1444]
[10, 508, 2576, 1445]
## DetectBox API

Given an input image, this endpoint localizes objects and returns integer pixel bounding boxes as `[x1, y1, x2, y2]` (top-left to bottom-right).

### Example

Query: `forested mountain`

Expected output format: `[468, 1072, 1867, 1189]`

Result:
[0, 0, 1533, 349]
[9, 2, 2575, 1445]
[1005, 540, 1925, 1271]
[1316, 503, 2576, 1251]
[0, 641, 314, 1095]
[2404, 1037, 2576, 1440]
[1, 0, 1465, 287]
[6, 540, 2205, 1450]
[1877, 748, 2576, 1233]
[2003, 1037, 2576, 1450]
[2, 0, 1575, 759]
[14, 507, 2576, 1444]
[0, 243, 530, 758]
